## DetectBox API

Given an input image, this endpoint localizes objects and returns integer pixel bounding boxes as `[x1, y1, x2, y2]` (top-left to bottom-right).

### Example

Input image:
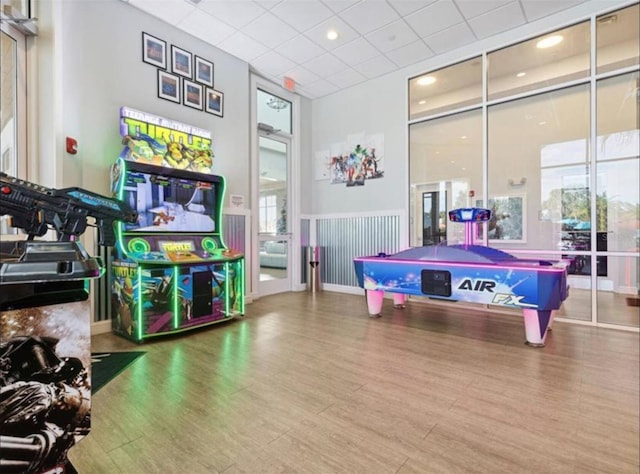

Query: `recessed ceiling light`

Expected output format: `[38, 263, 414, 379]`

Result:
[460, 135, 467, 139]
[538, 121, 547, 126]
[327, 29, 339, 41]
[516, 72, 526, 77]
[536, 35, 563, 49]
[418, 100, 426, 105]
[417, 76, 436, 86]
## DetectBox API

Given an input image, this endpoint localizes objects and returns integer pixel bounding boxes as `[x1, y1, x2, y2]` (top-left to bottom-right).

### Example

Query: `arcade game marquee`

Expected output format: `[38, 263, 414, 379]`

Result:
[0, 172, 137, 473]
[110, 107, 245, 343]
[354, 208, 569, 347]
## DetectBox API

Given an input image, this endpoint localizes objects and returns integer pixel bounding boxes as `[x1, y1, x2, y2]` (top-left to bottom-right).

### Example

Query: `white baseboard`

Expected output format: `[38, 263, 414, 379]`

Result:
[91, 319, 112, 335]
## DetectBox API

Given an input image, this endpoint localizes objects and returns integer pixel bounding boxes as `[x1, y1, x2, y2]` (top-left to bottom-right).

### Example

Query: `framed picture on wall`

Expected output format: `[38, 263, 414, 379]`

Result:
[171, 45, 192, 79]
[204, 88, 224, 117]
[157, 70, 180, 103]
[194, 56, 214, 87]
[142, 32, 166, 69]
[486, 194, 526, 243]
[183, 80, 203, 110]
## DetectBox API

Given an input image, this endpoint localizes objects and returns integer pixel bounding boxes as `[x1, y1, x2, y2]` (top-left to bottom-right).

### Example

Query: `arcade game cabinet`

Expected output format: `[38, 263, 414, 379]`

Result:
[110, 107, 245, 343]
[0, 172, 137, 473]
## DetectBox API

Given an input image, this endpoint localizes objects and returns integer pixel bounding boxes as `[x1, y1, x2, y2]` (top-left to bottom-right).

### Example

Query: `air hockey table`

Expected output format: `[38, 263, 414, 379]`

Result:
[353, 208, 569, 347]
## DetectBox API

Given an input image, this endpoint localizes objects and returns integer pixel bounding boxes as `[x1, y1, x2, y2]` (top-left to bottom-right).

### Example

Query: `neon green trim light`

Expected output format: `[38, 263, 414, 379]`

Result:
[173, 267, 179, 329]
[136, 270, 143, 341]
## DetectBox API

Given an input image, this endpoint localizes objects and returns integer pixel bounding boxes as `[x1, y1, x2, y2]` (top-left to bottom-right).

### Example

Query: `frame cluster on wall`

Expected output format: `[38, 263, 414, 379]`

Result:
[142, 32, 224, 117]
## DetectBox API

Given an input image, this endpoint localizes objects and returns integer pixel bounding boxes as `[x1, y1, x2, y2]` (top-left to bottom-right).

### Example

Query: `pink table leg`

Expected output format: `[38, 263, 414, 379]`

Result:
[366, 290, 384, 317]
[393, 293, 406, 309]
[522, 309, 553, 347]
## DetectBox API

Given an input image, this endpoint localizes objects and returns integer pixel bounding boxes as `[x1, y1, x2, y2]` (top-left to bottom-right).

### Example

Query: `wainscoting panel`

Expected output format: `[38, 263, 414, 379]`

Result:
[316, 214, 402, 287]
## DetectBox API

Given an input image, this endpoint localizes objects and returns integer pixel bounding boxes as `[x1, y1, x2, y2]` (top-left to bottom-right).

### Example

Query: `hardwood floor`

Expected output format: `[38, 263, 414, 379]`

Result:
[71, 292, 640, 473]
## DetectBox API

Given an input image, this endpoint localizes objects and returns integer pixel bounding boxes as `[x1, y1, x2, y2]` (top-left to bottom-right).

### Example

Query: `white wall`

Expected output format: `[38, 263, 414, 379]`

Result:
[32, 0, 250, 207]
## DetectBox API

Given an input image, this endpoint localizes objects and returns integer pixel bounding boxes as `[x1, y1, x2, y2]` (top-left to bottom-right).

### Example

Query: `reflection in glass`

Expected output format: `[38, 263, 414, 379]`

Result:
[488, 21, 589, 100]
[1, 30, 18, 236]
[488, 84, 590, 251]
[556, 277, 592, 322]
[259, 240, 288, 282]
[596, 72, 640, 253]
[257, 89, 291, 134]
[596, 3, 640, 74]
[597, 256, 639, 328]
[409, 109, 482, 246]
[409, 57, 482, 120]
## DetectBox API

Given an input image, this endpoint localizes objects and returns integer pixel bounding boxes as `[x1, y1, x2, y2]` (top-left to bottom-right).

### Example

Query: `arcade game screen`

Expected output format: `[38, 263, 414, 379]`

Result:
[122, 171, 217, 233]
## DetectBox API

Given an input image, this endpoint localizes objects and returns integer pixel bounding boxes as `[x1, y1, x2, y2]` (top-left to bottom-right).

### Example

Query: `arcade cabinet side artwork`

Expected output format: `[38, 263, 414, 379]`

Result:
[0, 173, 137, 473]
[110, 107, 245, 343]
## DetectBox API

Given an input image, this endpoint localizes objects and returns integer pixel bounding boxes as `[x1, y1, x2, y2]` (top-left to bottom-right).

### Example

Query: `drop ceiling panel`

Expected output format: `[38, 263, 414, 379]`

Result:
[339, 0, 401, 36]
[198, 0, 266, 29]
[271, 0, 335, 32]
[121, 0, 605, 99]
[468, 2, 527, 39]
[365, 19, 420, 53]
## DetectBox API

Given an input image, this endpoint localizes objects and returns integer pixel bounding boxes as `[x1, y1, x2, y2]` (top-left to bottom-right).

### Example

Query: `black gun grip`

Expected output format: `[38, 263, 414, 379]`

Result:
[96, 219, 116, 247]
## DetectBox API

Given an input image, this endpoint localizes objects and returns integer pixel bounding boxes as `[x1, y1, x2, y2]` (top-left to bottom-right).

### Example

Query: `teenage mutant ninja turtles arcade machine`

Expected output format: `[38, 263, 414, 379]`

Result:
[110, 107, 245, 343]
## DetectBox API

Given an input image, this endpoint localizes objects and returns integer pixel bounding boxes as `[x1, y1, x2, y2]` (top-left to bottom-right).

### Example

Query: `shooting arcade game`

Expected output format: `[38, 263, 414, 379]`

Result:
[0, 173, 137, 473]
[353, 208, 569, 347]
[110, 107, 244, 342]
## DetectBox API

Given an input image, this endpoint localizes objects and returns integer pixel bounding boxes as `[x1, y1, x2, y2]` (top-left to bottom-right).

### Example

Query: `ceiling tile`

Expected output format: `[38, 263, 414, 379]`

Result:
[454, 0, 514, 19]
[271, 0, 334, 32]
[129, 0, 195, 25]
[304, 16, 360, 51]
[177, 10, 236, 45]
[385, 39, 434, 67]
[243, 12, 299, 48]
[303, 53, 349, 76]
[217, 31, 270, 62]
[251, 50, 298, 76]
[423, 22, 476, 54]
[353, 54, 397, 79]
[283, 65, 321, 86]
[300, 79, 340, 98]
[332, 37, 381, 66]
[198, 0, 266, 29]
[405, 0, 464, 37]
[365, 19, 420, 53]
[275, 34, 327, 64]
[339, 0, 401, 35]
[387, 0, 438, 16]
[520, 0, 585, 22]
[321, 0, 361, 13]
[326, 67, 367, 88]
[255, 0, 283, 9]
[468, 2, 526, 39]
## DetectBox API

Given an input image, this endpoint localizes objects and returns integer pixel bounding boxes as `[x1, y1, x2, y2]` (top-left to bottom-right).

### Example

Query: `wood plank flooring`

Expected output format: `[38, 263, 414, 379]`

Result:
[70, 291, 640, 473]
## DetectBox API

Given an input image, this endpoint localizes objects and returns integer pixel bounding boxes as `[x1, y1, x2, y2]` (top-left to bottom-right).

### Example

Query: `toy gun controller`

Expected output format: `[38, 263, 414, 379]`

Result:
[0, 172, 137, 246]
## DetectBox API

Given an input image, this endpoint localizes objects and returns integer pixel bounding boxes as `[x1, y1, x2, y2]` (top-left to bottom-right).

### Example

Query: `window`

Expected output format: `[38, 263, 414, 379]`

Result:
[259, 194, 277, 234]
[409, 57, 482, 120]
[488, 21, 590, 101]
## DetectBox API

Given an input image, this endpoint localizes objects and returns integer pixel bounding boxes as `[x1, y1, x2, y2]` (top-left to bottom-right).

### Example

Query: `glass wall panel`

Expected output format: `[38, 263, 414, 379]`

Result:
[409, 57, 482, 120]
[596, 4, 640, 74]
[487, 22, 590, 101]
[488, 85, 590, 252]
[597, 256, 639, 328]
[409, 109, 483, 246]
[596, 72, 640, 253]
[556, 273, 593, 322]
[257, 89, 291, 134]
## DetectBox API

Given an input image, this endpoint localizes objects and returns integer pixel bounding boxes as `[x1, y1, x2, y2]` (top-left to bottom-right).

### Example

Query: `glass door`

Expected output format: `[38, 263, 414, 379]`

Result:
[258, 133, 291, 295]
[1, 19, 27, 236]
